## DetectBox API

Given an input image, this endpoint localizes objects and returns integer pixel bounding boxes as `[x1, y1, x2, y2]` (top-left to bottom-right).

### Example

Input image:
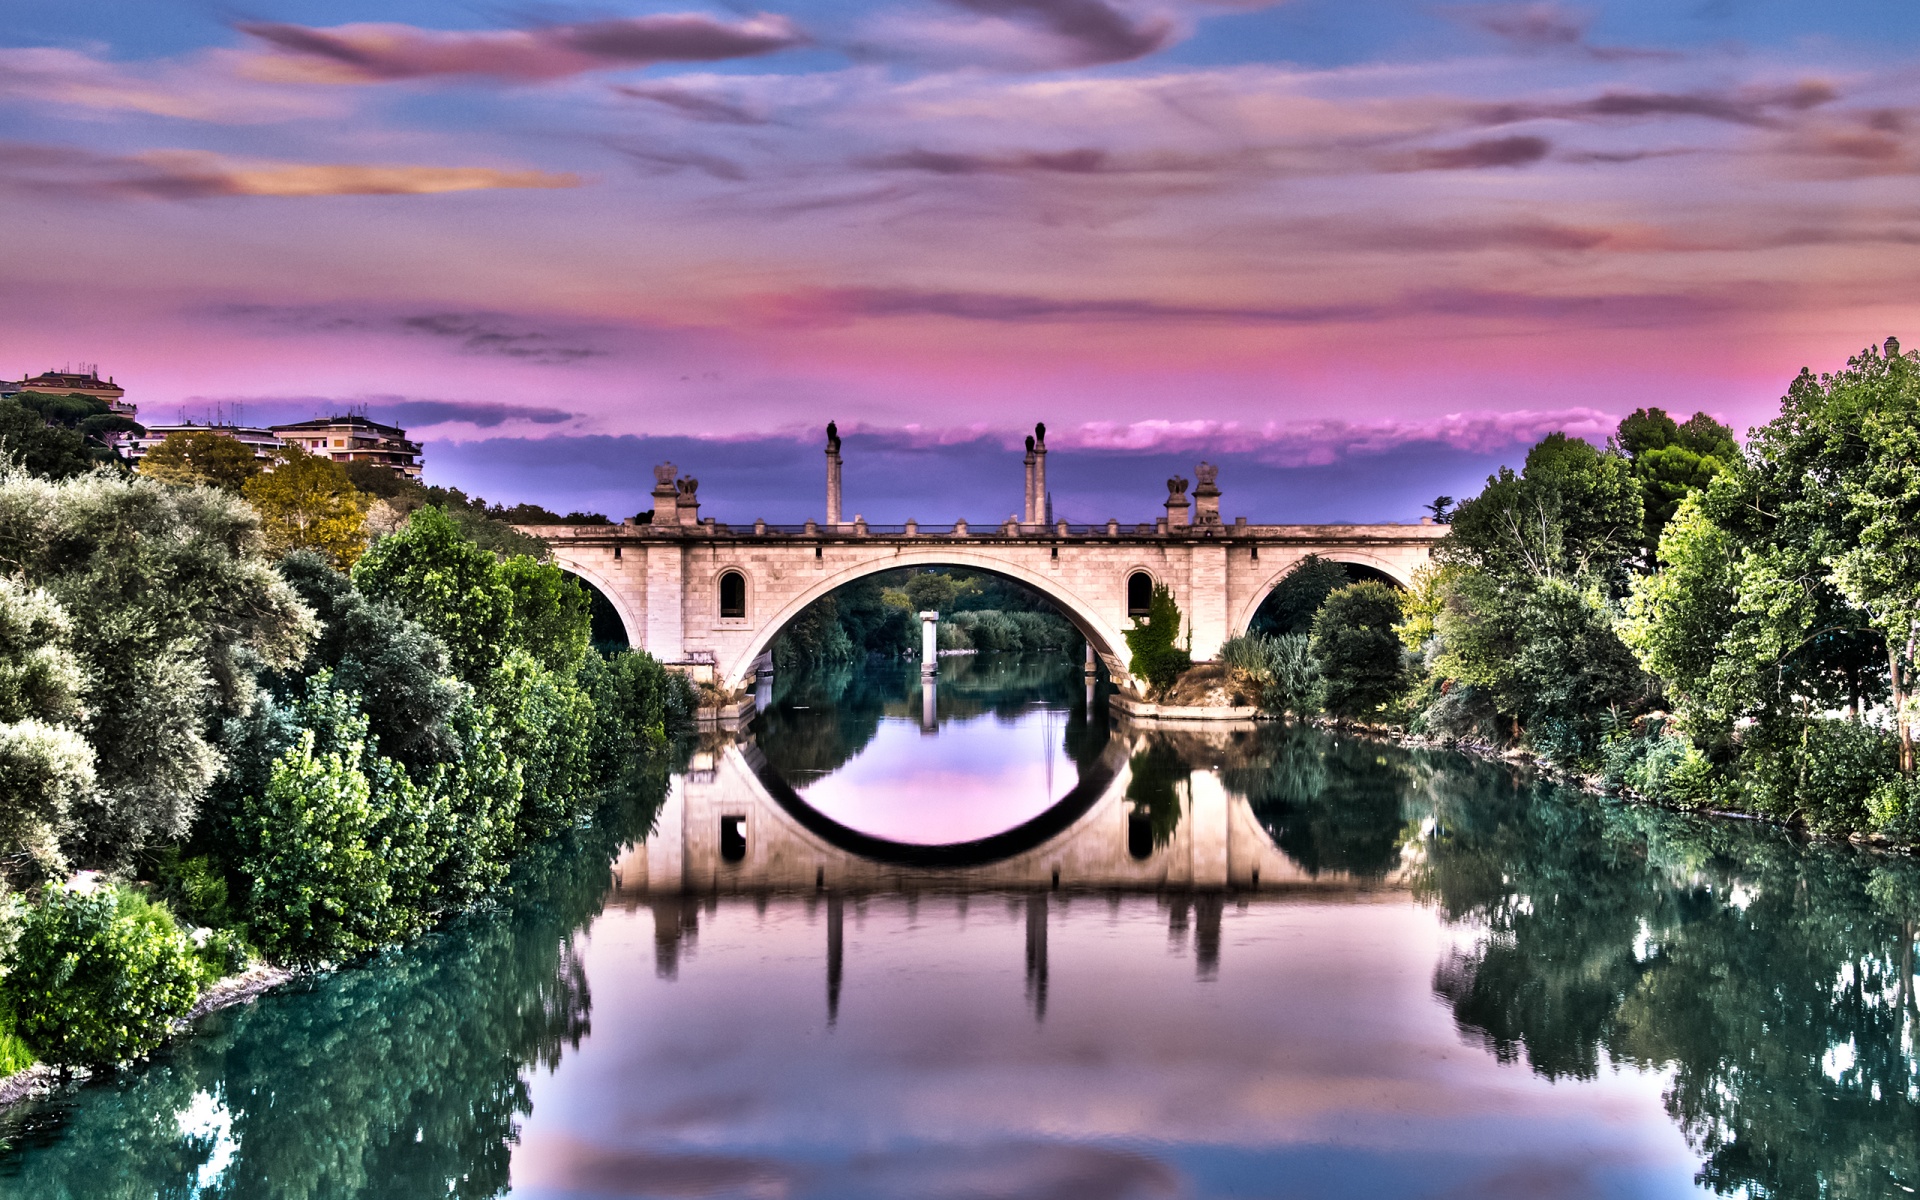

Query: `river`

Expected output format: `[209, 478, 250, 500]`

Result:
[4, 651, 1918, 1198]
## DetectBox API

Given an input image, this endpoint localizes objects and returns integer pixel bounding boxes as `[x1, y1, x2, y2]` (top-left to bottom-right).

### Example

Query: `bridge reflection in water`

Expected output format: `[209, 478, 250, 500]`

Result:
[609, 721, 1414, 1006]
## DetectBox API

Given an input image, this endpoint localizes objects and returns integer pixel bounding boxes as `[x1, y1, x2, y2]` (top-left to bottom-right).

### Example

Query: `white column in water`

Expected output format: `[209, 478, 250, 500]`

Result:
[920, 610, 940, 675]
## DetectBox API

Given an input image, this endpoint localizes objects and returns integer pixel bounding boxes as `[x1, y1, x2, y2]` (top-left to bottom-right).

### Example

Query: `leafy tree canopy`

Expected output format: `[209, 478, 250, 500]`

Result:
[140, 430, 262, 492]
[353, 505, 515, 685]
[1615, 407, 1739, 552]
[0, 466, 314, 862]
[1442, 433, 1642, 595]
[243, 445, 371, 568]
[1310, 581, 1409, 719]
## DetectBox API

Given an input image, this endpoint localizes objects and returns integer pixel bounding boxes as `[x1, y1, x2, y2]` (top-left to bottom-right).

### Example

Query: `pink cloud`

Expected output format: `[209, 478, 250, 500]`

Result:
[238, 14, 807, 84]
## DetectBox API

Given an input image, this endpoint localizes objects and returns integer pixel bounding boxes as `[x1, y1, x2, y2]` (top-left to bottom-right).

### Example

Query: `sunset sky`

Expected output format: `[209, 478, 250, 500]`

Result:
[5, 0, 1917, 522]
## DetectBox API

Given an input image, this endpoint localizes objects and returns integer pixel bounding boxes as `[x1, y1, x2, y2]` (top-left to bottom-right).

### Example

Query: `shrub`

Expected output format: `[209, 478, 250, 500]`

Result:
[5, 886, 202, 1067]
[1739, 718, 1899, 833]
[1124, 583, 1191, 697]
[582, 649, 694, 766]
[1310, 582, 1410, 719]
[153, 848, 232, 928]
[1220, 633, 1320, 716]
[235, 677, 443, 966]
[192, 927, 253, 979]
[1869, 774, 1920, 846]
[353, 505, 514, 684]
[0, 998, 34, 1075]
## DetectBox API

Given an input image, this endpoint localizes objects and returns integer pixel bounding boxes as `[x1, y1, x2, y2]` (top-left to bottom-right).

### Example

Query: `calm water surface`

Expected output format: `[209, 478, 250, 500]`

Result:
[6, 652, 1920, 1199]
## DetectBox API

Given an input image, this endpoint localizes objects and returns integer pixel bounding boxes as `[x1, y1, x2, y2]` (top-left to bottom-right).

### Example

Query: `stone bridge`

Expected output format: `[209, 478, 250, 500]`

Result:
[519, 425, 1445, 690]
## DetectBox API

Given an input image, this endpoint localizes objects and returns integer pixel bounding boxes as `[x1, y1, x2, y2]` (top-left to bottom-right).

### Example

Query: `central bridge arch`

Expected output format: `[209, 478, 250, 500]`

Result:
[725, 548, 1131, 690]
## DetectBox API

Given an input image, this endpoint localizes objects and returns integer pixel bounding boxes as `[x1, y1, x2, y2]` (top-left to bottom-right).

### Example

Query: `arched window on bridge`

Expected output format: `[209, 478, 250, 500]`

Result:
[719, 570, 747, 619]
[1126, 571, 1153, 619]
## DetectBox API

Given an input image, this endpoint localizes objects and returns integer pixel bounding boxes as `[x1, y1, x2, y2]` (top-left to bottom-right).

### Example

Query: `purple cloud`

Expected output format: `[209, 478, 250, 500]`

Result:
[238, 15, 807, 84]
[937, 0, 1178, 66]
[1396, 135, 1551, 170]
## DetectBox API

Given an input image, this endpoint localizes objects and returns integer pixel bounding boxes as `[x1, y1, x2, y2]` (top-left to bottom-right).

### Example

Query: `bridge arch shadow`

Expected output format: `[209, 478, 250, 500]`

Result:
[555, 563, 639, 649]
[723, 551, 1132, 689]
[1231, 551, 1413, 642]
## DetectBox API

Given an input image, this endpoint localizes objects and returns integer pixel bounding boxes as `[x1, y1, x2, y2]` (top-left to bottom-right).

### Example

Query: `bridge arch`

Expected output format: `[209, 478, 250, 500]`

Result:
[1229, 549, 1417, 643]
[723, 548, 1133, 690]
[550, 553, 642, 649]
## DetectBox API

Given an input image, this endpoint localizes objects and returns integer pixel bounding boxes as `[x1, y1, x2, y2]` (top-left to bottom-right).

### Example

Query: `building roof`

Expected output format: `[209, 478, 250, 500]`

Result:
[19, 371, 124, 396]
[270, 415, 410, 439]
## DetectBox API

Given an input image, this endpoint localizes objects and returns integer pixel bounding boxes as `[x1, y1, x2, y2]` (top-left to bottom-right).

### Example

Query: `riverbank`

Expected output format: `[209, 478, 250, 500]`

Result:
[0, 962, 297, 1114]
[0, 956, 299, 1113]
[1312, 715, 1920, 855]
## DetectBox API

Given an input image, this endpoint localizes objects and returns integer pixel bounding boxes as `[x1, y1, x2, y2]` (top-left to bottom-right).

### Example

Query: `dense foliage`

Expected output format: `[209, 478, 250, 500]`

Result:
[1271, 338, 1920, 847]
[0, 446, 694, 1067]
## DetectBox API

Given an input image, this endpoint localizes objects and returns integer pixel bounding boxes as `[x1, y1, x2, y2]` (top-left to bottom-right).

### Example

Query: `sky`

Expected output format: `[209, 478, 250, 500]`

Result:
[5, 0, 1918, 522]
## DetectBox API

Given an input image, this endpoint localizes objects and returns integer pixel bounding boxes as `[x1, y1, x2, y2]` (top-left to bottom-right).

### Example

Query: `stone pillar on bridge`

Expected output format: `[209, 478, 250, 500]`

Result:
[1165, 474, 1190, 528]
[1033, 422, 1049, 528]
[651, 462, 680, 525]
[1189, 542, 1228, 661]
[1194, 462, 1221, 526]
[1022, 435, 1036, 525]
[825, 421, 843, 529]
[647, 543, 685, 661]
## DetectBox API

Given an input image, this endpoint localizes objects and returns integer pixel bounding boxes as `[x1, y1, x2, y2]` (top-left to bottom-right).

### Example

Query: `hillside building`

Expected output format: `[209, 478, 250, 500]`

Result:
[2, 368, 135, 416]
[125, 423, 285, 465]
[270, 416, 423, 479]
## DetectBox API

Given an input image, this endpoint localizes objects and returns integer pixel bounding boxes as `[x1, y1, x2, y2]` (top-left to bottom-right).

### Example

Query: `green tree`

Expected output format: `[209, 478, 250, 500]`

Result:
[242, 444, 370, 568]
[1124, 582, 1191, 697]
[353, 505, 515, 684]
[0, 577, 93, 880]
[1310, 582, 1410, 719]
[274, 551, 463, 775]
[0, 466, 314, 863]
[1824, 342, 1920, 770]
[1622, 491, 1749, 749]
[138, 430, 262, 492]
[488, 649, 595, 841]
[1443, 433, 1643, 595]
[904, 571, 958, 613]
[237, 687, 427, 965]
[1615, 407, 1739, 553]
[499, 555, 592, 676]
[0, 398, 95, 479]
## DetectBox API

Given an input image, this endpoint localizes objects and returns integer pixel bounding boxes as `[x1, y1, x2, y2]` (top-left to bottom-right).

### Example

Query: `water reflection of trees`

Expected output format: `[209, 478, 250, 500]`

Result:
[0, 765, 675, 1200]
[754, 653, 1102, 786]
[1405, 752, 1920, 1199]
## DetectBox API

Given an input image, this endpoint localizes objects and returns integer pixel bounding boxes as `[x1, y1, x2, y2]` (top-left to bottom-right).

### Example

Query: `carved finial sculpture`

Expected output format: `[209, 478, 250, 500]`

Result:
[1034, 421, 1046, 447]
[826, 421, 840, 454]
[653, 462, 679, 486]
